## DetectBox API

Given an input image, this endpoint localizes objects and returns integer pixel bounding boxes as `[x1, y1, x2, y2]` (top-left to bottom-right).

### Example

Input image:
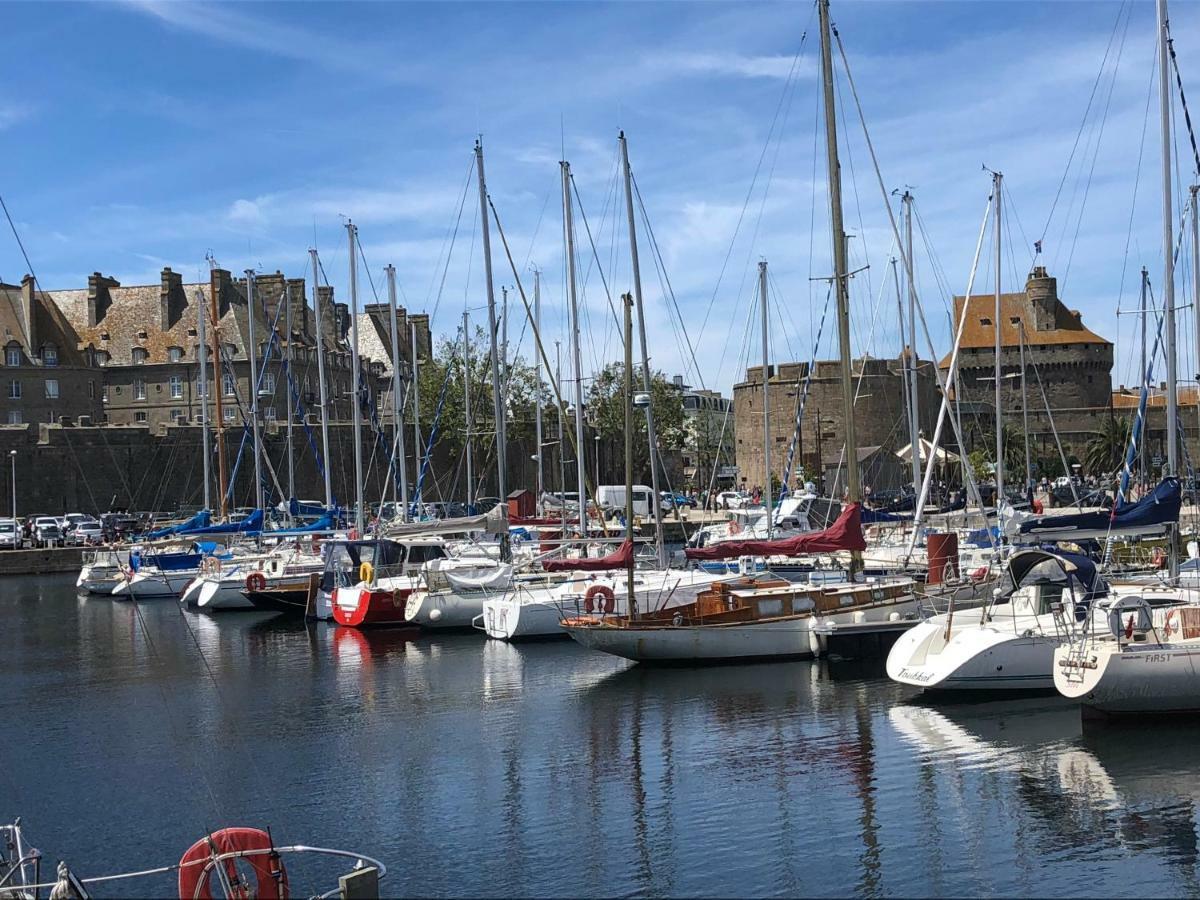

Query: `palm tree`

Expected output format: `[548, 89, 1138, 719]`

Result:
[1085, 416, 1131, 477]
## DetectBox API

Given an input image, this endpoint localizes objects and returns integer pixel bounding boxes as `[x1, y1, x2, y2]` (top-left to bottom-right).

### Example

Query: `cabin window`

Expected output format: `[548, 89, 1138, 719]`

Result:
[132, 348, 148, 365]
[44, 379, 58, 399]
[169, 375, 183, 399]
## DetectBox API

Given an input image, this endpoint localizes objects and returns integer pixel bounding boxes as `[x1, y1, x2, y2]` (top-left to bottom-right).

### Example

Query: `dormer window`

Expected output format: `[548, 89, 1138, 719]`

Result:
[132, 348, 149, 365]
[95, 350, 110, 367]
[136, 329, 148, 340]
[4, 344, 20, 367]
[980, 317, 992, 326]
[168, 346, 184, 363]
[41, 344, 58, 367]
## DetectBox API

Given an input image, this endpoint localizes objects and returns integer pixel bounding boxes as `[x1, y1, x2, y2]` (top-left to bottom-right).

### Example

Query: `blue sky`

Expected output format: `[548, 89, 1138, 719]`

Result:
[2, 0, 1198, 398]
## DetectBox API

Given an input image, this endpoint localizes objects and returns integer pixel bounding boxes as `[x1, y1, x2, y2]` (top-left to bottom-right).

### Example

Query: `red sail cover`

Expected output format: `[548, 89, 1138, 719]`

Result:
[683, 503, 867, 561]
[543, 539, 635, 572]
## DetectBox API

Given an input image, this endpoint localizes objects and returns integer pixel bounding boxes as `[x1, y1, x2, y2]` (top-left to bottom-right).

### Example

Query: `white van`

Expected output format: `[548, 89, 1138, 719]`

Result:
[595, 485, 661, 519]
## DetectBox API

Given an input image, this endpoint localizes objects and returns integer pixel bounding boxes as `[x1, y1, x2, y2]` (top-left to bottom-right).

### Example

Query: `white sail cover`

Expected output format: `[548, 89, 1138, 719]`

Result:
[444, 564, 514, 593]
[381, 504, 509, 538]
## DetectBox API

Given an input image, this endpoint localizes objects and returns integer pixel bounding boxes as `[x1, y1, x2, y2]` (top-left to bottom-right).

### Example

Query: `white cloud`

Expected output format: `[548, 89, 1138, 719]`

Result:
[650, 51, 810, 81]
[227, 199, 264, 226]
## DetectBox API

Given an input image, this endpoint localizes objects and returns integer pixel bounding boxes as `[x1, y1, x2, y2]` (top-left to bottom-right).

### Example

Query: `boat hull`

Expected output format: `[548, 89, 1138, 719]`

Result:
[111, 570, 195, 599]
[564, 616, 820, 662]
[1055, 643, 1200, 714]
[405, 590, 484, 630]
[332, 585, 415, 628]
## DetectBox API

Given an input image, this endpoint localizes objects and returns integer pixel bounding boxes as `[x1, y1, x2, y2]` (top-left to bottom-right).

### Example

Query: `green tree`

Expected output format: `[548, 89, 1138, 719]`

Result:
[586, 363, 686, 483]
[1085, 416, 1131, 477]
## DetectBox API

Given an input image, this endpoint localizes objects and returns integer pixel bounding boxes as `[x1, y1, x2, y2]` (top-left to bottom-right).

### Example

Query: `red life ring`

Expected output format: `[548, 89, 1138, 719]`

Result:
[178, 827, 287, 900]
[970, 566, 988, 583]
[584, 584, 616, 615]
[245, 572, 267, 593]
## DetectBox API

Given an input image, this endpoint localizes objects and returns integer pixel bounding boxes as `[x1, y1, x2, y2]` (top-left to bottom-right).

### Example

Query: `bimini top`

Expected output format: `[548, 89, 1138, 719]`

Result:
[999, 549, 1107, 602]
[1010, 477, 1180, 543]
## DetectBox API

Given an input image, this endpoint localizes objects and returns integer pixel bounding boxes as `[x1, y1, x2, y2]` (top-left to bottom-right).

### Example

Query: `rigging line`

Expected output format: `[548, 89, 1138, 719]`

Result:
[631, 173, 707, 390]
[696, 26, 811, 340]
[1117, 54, 1159, 320]
[429, 159, 473, 326]
[427, 155, 477, 309]
[569, 174, 621, 328]
[1039, 0, 1129, 244]
[0, 193, 37, 348]
[1168, 20, 1200, 178]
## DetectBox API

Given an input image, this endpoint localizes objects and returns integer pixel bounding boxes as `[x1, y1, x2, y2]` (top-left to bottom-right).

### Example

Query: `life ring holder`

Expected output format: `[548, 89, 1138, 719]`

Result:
[359, 561, 375, 585]
[178, 827, 288, 900]
[584, 584, 616, 615]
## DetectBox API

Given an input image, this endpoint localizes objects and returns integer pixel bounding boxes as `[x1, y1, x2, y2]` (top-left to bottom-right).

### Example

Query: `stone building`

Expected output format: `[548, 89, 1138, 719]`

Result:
[941, 266, 1113, 460]
[669, 377, 734, 489]
[0, 277, 103, 426]
[355, 303, 432, 425]
[732, 354, 939, 493]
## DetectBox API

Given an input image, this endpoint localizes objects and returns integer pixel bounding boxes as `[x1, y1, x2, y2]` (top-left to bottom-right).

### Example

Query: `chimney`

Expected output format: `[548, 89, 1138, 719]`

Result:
[409, 313, 431, 361]
[286, 278, 309, 338]
[1026, 266, 1057, 332]
[317, 286, 337, 347]
[159, 267, 185, 330]
[334, 302, 350, 341]
[19, 275, 35, 354]
[211, 269, 234, 318]
[87, 272, 118, 327]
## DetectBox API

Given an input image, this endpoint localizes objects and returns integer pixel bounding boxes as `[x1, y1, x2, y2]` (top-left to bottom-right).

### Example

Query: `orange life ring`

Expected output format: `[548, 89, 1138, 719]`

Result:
[585, 584, 617, 615]
[1153, 547, 1167, 569]
[178, 827, 287, 900]
[245, 572, 267, 593]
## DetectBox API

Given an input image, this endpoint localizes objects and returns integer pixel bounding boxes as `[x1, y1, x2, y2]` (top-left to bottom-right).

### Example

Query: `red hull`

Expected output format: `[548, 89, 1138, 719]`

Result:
[331, 586, 415, 628]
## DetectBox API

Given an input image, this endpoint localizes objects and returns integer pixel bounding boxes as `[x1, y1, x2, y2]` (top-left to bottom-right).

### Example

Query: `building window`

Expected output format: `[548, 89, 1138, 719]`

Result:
[170, 409, 183, 422]
[979, 317, 992, 326]
[5, 345, 20, 367]
[7, 380, 19, 400]
[263, 406, 276, 422]
[6, 411, 20, 425]
[262, 372, 276, 393]
[41, 345, 58, 367]
[88, 380, 95, 399]
[134, 379, 146, 401]
[135, 411, 148, 423]
[96, 350, 110, 366]
[44, 379, 58, 399]
[169, 375, 183, 399]
[223, 373, 236, 397]
[223, 406, 235, 422]
[102, 384, 108, 403]
[132, 348, 149, 365]
[168, 347, 183, 363]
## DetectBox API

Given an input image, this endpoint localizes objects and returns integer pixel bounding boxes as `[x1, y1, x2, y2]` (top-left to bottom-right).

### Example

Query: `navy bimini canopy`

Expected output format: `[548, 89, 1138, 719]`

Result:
[1013, 477, 1180, 542]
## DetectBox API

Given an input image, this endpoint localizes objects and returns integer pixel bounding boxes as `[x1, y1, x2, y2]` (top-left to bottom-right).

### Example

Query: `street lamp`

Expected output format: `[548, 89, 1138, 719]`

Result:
[9, 450, 16, 520]
[593, 433, 601, 489]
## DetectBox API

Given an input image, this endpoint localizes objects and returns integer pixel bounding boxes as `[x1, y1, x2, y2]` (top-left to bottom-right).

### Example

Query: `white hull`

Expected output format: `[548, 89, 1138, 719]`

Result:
[111, 569, 195, 599]
[77, 565, 124, 594]
[193, 577, 256, 610]
[405, 590, 485, 630]
[1056, 642, 1200, 714]
[564, 596, 922, 663]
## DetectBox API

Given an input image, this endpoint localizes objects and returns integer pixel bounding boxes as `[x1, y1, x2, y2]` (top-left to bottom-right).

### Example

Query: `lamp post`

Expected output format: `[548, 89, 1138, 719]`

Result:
[594, 432, 601, 490]
[9, 450, 16, 520]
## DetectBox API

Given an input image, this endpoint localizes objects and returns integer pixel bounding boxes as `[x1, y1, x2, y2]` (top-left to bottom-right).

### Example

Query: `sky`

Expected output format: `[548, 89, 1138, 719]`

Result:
[2, 0, 1199, 400]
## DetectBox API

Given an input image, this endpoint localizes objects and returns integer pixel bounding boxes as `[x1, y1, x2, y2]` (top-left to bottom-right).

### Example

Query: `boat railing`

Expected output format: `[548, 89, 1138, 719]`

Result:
[0, 844, 387, 900]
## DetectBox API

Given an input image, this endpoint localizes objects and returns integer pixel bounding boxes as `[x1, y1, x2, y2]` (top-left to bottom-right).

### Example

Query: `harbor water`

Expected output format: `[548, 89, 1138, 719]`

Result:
[5, 574, 1200, 896]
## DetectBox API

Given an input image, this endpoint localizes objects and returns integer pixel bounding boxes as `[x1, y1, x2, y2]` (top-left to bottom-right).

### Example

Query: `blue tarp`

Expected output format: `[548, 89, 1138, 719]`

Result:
[270, 512, 338, 535]
[1014, 477, 1180, 541]
[288, 498, 330, 519]
[142, 509, 212, 540]
[861, 508, 911, 524]
[185, 509, 265, 536]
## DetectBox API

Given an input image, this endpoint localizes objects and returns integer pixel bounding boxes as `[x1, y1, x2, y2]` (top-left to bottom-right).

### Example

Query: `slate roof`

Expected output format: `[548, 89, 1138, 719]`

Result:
[0, 282, 92, 365]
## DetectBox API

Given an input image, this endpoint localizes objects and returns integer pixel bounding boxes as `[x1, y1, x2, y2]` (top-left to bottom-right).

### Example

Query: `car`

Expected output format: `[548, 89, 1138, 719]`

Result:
[715, 491, 747, 511]
[661, 492, 697, 510]
[0, 518, 21, 550]
[32, 516, 62, 548]
[71, 521, 104, 546]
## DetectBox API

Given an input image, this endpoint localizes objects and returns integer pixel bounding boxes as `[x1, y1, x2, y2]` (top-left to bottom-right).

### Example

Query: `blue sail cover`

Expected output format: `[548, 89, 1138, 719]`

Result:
[288, 498, 330, 519]
[142, 509, 212, 540]
[270, 511, 339, 535]
[1014, 477, 1180, 542]
[861, 508, 910, 524]
[185, 509, 265, 536]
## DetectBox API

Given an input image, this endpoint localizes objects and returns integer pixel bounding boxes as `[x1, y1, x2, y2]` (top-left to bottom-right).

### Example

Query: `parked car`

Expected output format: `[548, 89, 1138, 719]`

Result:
[71, 521, 104, 546]
[0, 518, 22, 550]
[715, 491, 748, 511]
[661, 492, 697, 510]
[32, 516, 62, 548]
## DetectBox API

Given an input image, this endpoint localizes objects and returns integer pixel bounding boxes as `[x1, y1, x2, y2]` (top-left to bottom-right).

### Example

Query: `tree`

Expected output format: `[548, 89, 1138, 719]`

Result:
[586, 363, 687, 484]
[1085, 416, 1131, 477]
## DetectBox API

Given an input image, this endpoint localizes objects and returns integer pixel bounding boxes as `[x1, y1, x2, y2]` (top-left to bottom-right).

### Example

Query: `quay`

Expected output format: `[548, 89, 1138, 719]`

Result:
[0, 547, 83, 576]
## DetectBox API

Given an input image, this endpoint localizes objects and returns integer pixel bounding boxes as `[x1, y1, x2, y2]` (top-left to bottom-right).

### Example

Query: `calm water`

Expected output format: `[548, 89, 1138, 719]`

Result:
[5, 574, 1200, 897]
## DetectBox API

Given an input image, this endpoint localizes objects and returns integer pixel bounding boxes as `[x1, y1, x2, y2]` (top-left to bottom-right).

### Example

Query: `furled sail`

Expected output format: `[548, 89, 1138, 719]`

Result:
[683, 503, 867, 561]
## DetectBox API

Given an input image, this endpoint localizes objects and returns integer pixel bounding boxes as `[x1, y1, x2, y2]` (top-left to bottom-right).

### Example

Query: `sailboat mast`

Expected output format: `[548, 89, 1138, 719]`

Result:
[1140, 267, 1149, 493]
[556, 341, 567, 530]
[1019, 322, 1031, 498]
[347, 222, 365, 534]
[1158, 0, 1179, 576]
[209, 268, 229, 519]
[463, 310, 475, 512]
[285, 278, 295, 502]
[619, 131, 666, 566]
[245, 269, 265, 512]
[411, 321, 422, 511]
[562, 160, 588, 536]
[903, 190, 921, 494]
[623, 292, 636, 618]
[386, 264, 409, 521]
[991, 171, 1004, 516]
[533, 268, 545, 504]
[475, 140, 507, 501]
[196, 287, 211, 512]
[818, 0, 862, 576]
[759, 260, 773, 539]
[309, 249, 333, 511]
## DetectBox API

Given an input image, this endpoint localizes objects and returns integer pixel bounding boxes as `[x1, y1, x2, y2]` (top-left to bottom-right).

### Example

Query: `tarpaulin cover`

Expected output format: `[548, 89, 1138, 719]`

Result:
[186, 508, 264, 535]
[143, 509, 212, 540]
[1013, 477, 1180, 541]
[684, 503, 867, 561]
[543, 539, 635, 572]
[861, 508, 910, 524]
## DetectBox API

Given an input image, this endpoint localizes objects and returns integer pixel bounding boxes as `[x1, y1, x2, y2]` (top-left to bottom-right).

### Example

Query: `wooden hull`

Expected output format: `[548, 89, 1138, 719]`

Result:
[331, 585, 416, 629]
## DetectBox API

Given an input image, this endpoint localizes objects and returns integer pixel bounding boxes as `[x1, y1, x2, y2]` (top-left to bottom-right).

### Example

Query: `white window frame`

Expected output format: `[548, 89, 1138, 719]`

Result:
[8, 380, 20, 400]
[44, 379, 59, 399]
[223, 406, 236, 422]
[42, 346, 58, 367]
[132, 348, 148, 365]
[133, 379, 146, 401]
[5, 346, 20, 367]
[135, 411, 148, 424]
[169, 375, 183, 399]
[223, 373, 236, 397]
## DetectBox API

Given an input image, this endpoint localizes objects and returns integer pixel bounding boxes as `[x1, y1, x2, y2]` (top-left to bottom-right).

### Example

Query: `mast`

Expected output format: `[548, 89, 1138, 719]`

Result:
[902, 190, 921, 493]
[818, 0, 862, 575]
[210, 268, 228, 519]
[991, 171, 1004, 519]
[556, 341, 567, 531]
[285, 277, 295, 502]
[619, 131, 666, 566]
[1159, 0, 1179, 576]
[386, 264, 409, 521]
[309, 249, 333, 510]
[245, 269, 265, 513]
[475, 139, 507, 501]
[196, 286, 211, 512]
[411, 320, 422, 513]
[623, 292, 636, 618]
[759, 260, 773, 539]
[533, 268, 545, 505]
[346, 222, 365, 534]
[562, 159, 587, 536]
[1141, 266, 1149, 493]
[463, 310, 475, 512]
[1019, 321, 1031, 500]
